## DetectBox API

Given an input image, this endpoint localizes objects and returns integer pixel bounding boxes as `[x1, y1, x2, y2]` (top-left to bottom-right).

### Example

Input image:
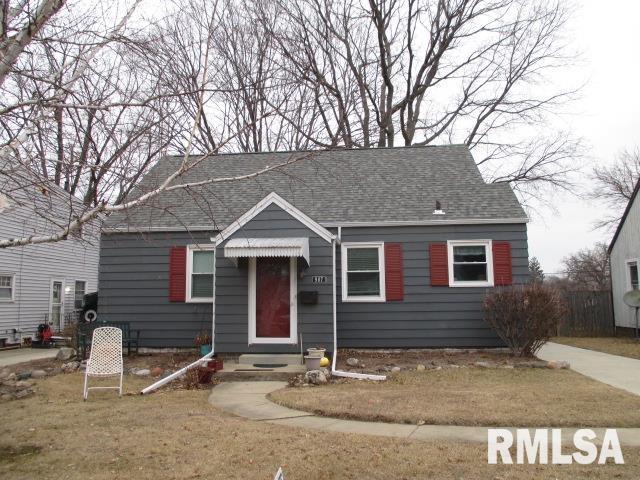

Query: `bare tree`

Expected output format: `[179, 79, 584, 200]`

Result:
[591, 147, 640, 231]
[562, 242, 610, 291]
[0, 0, 65, 86]
[0, 0, 584, 248]
[257, 0, 581, 198]
[0, 0, 307, 248]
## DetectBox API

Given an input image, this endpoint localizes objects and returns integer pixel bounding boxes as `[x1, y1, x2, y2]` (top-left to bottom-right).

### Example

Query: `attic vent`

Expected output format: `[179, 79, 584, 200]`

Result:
[433, 200, 445, 215]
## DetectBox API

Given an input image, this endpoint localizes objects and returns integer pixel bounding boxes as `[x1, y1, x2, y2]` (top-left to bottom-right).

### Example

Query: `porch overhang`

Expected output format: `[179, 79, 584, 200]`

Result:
[224, 237, 310, 265]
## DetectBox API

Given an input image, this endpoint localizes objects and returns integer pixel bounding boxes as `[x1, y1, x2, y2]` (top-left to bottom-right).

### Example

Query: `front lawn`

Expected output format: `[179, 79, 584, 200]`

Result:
[270, 367, 640, 427]
[3, 371, 640, 479]
[553, 336, 640, 360]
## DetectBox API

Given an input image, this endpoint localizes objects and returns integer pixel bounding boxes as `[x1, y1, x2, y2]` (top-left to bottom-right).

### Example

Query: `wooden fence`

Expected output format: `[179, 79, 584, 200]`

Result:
[558, 290, 614, 337]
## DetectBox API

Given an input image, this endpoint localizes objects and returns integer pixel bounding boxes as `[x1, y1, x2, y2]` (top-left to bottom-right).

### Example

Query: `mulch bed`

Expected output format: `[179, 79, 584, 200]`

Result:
[335, 348, 543, 374]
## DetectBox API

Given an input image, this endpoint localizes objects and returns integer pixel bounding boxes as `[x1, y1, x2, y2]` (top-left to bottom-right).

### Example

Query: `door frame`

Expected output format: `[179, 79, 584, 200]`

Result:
[248, 257, 297, 345]
[49, 278, 65, 331]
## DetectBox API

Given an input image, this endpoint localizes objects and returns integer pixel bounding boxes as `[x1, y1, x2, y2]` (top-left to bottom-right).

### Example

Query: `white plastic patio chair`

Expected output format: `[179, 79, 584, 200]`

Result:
[83, 327, 123, 400]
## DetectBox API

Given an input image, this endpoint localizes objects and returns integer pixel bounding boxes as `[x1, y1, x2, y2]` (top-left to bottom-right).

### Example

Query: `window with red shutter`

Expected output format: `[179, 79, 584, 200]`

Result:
[384, 243, 404, 301]
[492, 241, 513, 286]
[429, 243, 449, 286]
[169, 246, 187, 302]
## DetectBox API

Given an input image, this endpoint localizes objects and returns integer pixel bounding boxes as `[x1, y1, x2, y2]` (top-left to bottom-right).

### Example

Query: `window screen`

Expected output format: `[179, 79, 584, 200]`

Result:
[452, 245, 488, 282]
[0, 275, 12, 300]
[346, 247, 381, 297]
[191, 250, 214, 298]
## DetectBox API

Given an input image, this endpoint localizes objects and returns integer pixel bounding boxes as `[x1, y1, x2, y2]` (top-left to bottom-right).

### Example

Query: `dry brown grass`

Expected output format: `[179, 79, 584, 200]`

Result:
[270, 368, 640, 427]
[2, 373, 640, 479]
[553, 337, 640, 360]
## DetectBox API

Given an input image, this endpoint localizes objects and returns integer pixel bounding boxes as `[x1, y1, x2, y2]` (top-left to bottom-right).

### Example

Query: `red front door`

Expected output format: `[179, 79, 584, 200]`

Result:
[255, 257, 291, 338]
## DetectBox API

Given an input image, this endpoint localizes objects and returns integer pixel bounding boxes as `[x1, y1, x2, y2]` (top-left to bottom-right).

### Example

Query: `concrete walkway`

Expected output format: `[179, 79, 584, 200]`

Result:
[209, 381, 640, 446]
[0, 348, 59, 368]
[538, 342, 640, 396]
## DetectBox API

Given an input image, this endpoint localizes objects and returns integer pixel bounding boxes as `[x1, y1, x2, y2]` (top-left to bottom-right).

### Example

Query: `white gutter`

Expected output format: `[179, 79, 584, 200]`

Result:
[142, 250, 218, 395]
[322, 217, 529, 228]
[330, 232, 385, 381]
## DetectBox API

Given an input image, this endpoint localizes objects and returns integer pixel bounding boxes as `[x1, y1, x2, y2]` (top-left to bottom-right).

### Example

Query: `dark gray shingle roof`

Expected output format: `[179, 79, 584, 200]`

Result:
[105, 145, 527, 230]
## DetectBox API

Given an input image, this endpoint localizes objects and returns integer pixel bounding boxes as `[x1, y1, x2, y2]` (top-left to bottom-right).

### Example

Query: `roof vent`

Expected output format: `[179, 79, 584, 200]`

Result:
[433, 200, 445, 215]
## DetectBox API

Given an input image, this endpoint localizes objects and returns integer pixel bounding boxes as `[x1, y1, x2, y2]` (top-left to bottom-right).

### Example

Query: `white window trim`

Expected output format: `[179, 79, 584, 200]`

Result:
[0, 273, 15, 302]
[341, 242, 386, 303]
[248, 257, 298, 344]
[447, 240, 494, 288]
[74, 279, 87, 310]
[626, 258, 639, 290]
[48, 278, 65, 329]
[186, 245, 216, 303]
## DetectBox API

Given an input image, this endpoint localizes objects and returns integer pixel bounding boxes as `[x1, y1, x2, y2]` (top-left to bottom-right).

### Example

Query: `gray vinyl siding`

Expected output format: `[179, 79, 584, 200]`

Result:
[98, 231, 214, 347]
[336, 223, 529, 348]
[611, 192, 640, 328]
[98, 220, 527, 350]
[215, 203, 334, 353]
[0, 194, 99, 342]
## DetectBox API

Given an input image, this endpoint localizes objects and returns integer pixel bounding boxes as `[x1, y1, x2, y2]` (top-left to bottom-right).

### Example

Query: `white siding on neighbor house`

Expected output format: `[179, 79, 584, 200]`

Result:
[0, 192, 99, 342]
[611, 190, 640, 328]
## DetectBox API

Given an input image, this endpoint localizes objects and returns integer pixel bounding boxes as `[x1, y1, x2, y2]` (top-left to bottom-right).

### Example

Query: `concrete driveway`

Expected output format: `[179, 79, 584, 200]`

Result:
[0, 348, 59, 368]
[538, 342, 640, 396]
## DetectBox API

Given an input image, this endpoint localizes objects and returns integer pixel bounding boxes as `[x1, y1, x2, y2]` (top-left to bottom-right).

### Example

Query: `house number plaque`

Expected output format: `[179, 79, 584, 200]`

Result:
[312, 276, 327, 284]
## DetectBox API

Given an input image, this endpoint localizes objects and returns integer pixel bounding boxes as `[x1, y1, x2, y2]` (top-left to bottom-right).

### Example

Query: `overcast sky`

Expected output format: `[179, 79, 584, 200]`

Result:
[526, 0, 640, 274]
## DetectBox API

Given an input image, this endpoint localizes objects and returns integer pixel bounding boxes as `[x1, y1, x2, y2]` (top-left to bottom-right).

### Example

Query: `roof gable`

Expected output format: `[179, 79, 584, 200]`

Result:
[609, 177, 640, 253]
[212, 192, 335, 245]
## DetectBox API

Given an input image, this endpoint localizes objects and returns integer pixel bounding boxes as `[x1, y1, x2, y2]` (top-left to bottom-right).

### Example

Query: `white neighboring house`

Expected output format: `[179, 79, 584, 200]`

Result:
[609, 178, 640, 331]
[0, 166, 99, 344]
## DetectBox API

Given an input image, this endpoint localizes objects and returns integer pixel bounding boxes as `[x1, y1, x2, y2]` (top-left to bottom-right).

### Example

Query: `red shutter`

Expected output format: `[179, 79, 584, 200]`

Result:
[492, 241, 512, 286]
[169, 246, 187, 302]
[384, 243, 404, 301]
[429, 243, 449, 286]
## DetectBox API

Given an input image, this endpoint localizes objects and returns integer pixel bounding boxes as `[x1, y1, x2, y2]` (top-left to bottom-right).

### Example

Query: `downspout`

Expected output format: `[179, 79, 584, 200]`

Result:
[330, 227, 386, 381]
[141, 243, 218, 395]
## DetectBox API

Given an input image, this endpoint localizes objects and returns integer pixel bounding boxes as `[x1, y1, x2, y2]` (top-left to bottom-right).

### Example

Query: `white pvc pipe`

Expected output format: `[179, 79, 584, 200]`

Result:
[140, 351, 214, 395]
[330, 234, 386, 382]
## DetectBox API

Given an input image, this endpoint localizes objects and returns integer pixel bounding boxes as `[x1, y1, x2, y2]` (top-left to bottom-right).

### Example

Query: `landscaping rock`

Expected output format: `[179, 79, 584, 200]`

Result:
[134, 368, 151, 377]
[30, 370, 47, 379]
[150, 367, 164, 377]
[0, 369, 10, 380]
[547, 360, 570, 370]
[15, 389, 34, 399]
[49, 368, 63, 376]
[16, 371, 32, 380]
[346, 357, 359, 367]
[62, 361, 80, 373]
[304, 370, 327, 385]
[56, 347, 76, 361]
[474, 361, 495, 369]
[390, 366, 401, 373]
[515, 360, 547, 369]
[416, 364, 426, 371]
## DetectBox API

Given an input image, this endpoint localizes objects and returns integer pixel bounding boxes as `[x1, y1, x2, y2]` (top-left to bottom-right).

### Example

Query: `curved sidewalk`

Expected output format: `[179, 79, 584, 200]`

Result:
[208, 381, 640, 445]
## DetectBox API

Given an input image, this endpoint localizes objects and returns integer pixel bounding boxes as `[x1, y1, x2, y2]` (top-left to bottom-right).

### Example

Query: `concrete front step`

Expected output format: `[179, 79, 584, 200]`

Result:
[237, 353, 303, 365]
[217, 360, 305, 382]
